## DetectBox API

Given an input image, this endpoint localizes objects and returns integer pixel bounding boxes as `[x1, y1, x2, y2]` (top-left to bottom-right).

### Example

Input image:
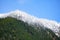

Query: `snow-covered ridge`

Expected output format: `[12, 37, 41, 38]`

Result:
[0, 10, 60, 37]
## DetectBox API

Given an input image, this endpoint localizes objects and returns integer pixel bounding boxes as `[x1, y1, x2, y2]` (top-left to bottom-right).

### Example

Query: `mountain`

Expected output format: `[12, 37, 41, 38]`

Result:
[0, 10, 60, 40]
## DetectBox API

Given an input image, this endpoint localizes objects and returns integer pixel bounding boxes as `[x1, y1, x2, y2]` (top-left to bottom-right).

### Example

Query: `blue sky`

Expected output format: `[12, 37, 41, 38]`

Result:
[0, 0, 60, 22]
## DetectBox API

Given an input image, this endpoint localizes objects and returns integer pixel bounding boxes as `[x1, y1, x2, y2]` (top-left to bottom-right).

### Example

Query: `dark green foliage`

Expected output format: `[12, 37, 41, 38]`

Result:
[0, 17, 60, 40]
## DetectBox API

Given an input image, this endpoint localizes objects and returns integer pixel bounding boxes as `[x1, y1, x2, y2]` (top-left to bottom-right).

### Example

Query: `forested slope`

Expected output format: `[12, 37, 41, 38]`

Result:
[0, 17, 60, 40]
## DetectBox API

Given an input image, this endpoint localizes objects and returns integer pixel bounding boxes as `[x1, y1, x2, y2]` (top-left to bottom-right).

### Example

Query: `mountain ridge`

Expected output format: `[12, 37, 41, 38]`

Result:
[0, 10, 60, 37]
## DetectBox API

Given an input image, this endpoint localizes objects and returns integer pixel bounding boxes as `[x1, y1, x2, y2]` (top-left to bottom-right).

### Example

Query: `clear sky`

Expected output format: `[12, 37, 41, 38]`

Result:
[0, 0, 60, 22]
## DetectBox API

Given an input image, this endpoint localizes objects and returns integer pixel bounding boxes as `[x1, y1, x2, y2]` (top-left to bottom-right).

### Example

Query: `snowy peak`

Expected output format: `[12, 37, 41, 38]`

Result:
[0, 10, 60, 37]
[9, 10, 39, 24]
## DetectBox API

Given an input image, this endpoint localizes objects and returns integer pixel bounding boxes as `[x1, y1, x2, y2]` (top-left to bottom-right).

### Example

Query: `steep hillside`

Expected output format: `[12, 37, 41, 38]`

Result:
[0, 17, 60, 40]
[0, 10, 60, 37]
